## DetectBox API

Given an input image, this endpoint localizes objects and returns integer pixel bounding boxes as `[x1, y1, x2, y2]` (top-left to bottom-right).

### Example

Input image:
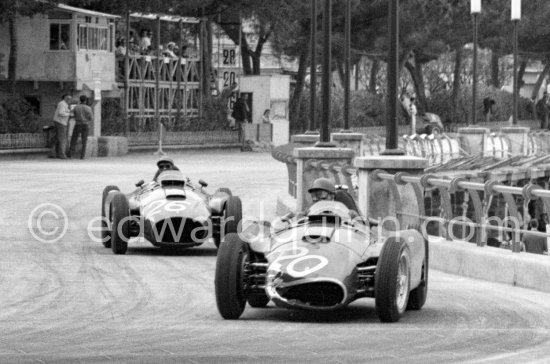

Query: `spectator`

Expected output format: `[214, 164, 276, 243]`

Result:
[68, 95, 93, 160]
[115, 38, 127, 57]
[409, 97, 417, 134]
[522, 219, 548, 255]
[51, 94, 73, 159]
[139, 29, 151, 54]
[261, 109, 271, 124]
[232, 94, 250, 151]
[220, 82, 238, 101]
[128, 30, 139, 53]
[164, 42, 177, 58]
[538, 213, 549, 233]
[483, 97, 496, 122]
[536, 92, 549, 129]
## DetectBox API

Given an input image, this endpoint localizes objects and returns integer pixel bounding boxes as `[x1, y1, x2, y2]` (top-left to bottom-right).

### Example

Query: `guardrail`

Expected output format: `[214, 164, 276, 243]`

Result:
[370, 169, 550, 253]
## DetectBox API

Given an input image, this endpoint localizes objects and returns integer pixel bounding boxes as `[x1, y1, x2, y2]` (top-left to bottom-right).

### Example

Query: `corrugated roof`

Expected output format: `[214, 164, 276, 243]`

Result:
[130, 13, 200, 24]
[57, 3, 120, 19]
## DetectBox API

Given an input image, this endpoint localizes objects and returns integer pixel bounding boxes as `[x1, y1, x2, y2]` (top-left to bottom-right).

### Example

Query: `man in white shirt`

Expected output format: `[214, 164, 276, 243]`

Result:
[52, 94, 73, 159]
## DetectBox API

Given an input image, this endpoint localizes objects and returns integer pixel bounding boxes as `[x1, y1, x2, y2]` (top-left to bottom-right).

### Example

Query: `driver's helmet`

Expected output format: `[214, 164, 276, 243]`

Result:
[157, 156, 175, 171]
[308, 178, 335, 202]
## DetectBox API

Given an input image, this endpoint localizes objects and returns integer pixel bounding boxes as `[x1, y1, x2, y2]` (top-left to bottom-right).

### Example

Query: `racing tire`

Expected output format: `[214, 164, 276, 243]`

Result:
[110, 192, 130, 255]
[216, 187, 233, 197]
[247, 293, 270, 308]
[101, 185, 119, 248]
[407, 238, 429, 310]
[375, 237, 411, 323]
[215, 233, 248, 319]
[215, 196, 243, 249]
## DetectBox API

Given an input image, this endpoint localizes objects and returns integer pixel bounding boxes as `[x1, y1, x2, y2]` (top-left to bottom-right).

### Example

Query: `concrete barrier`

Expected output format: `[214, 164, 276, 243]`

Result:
[97, 136, 128, 157]
[430, 237, 550, 293]
[69, 136, 98, 158]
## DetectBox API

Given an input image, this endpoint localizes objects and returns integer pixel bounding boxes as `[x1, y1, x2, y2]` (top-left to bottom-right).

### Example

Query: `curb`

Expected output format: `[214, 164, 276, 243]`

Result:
[128, 143, 242, 152]
[429, 237, 550, 294]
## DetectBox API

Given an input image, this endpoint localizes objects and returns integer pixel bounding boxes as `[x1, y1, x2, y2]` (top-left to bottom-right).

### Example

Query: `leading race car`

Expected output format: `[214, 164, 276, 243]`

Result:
[214, 194, 428, 323]
[100, 170, 242, 254]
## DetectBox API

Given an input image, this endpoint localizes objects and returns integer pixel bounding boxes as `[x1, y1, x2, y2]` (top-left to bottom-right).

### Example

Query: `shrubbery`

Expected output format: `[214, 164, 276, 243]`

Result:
[0, 92, 44, 134]
[290, 84, 535, 133]
[427, 84, 535, 125]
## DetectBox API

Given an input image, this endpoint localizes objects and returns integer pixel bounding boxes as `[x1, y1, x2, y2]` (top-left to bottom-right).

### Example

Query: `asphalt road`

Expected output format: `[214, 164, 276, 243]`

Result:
[1, 150, 550, 364]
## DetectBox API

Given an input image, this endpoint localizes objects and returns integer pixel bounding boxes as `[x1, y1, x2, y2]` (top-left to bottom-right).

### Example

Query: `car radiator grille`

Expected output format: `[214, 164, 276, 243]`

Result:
[154, 218, 207, 243]
[278, 282, 344, 307]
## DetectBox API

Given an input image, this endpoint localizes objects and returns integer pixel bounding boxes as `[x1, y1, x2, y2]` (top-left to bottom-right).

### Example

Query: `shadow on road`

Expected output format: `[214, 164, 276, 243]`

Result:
[93, 245, 218, 257]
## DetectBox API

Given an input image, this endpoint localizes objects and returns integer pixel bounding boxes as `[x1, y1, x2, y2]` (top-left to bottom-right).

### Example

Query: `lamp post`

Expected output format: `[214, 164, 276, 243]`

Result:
[511, 0, 521, 125]
[318, 0, 332, 145]
[383, 0, 402, 154]
[471, 0, 481, 126]
[309, 0, 317, 132]
[343, 0, 351, 131]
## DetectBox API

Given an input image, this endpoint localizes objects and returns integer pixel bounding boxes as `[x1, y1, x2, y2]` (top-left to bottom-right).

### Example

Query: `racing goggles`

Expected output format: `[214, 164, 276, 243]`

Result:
[158, 163, 173, 170]
[310, 189, 332, 202]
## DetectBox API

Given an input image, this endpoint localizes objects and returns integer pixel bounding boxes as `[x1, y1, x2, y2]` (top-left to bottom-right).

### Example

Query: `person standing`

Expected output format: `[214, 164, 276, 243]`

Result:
[261, 109, 271, 124]
[409, 97, 417, 135]
[522, 219, 548, 255]
[51, 94, 73, 159]
[68, 95, 93, 159]
[232, 94, 250, 150]
[536, 92, 549, 129]
[483, 97, 496, 123]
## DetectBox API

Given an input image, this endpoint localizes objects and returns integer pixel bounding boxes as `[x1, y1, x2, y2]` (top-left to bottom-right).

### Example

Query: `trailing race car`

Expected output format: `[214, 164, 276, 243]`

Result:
[214, 195, 428, 323]
[101, 170, 242, 254]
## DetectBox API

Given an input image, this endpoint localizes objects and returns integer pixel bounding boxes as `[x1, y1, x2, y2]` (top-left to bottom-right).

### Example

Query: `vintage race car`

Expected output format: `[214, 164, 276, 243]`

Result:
[100, 170, 242, 254]
[214, 195, 428, 323]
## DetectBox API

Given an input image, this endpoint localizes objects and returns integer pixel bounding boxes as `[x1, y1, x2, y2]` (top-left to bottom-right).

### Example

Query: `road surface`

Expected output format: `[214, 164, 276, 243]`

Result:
[1, 151, 550, 363]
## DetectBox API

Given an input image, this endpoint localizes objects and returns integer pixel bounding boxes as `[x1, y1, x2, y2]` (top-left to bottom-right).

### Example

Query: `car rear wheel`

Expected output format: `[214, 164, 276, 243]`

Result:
[215, 233, 248, 319]
[110, 192, 129, 255]
[375, 237, 411, 323]
[215, 196, 243, 248]
[407, 238, 429, 310]
[101, 185, 119, 248]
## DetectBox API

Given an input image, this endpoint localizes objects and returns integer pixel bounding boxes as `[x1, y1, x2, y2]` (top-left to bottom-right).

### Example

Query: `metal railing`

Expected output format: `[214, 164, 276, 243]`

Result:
[371, 169, 550, 253]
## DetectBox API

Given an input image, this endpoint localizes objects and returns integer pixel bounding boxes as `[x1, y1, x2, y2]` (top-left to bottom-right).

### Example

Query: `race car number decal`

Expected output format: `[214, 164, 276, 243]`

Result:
[286, 255, 328, 278]
[269, 247, 328, 278]
[145, 200, 188, 217]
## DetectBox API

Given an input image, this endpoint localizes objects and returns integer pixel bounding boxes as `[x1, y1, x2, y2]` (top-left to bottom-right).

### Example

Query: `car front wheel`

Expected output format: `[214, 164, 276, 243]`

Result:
[215, 233, 249, 319]
[375, 237, 411, 323]
[110, 192, 129, 255]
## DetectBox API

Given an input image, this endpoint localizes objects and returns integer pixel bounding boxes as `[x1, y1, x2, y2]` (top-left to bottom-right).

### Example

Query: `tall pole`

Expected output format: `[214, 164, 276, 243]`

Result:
[512, 20, 519, 125]
[511, 0, 521, 125]
[319, 0, 331, 144]
[309, 0, 317, 132]
[176, 19, 183, 123]
[155, 15, 164, 155]
[343, 0, 351, 130]
[198, 13, 205, 123]
[124, 9, 130, 136]
[472, 13, 478, 125]
[384, 0, 400, 153]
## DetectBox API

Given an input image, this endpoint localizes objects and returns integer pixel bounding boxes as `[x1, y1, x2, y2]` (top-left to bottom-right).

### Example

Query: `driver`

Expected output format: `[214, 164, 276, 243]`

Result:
[153, 156, 180, 182]
[282, 178, 358, 220]
[308, 177, 336, 203]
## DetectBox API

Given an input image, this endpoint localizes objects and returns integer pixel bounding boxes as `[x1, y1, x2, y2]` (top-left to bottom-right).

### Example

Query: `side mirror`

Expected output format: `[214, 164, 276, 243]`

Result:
[199, 179, 208, 188]
[135, 179, 145, 188]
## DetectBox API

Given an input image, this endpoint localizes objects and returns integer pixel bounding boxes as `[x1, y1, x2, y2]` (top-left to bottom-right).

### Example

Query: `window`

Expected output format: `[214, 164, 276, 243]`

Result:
[78, 24, 111, 51]
[50, 23, 71, 50]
